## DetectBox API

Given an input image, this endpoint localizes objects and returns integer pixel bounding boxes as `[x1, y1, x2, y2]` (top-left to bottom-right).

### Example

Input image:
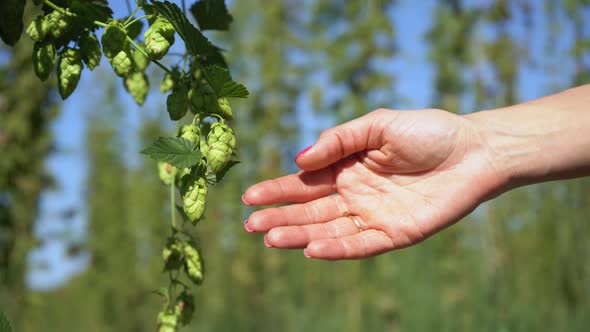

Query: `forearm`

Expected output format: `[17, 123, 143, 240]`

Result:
[465, 84, 590, 190]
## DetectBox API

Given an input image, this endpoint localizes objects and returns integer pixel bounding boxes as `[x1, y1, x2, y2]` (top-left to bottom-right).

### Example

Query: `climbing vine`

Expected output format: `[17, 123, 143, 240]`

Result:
[1, 0, 247, 330]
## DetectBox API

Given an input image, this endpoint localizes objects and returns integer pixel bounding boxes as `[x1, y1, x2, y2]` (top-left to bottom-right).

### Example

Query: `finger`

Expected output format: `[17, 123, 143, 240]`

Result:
[303, 230, 395, 260]
[295, 109, 392, 171]
[242, 168, 336, 205]
[264, 217, 360, 249]
[245, 195, 349, 232]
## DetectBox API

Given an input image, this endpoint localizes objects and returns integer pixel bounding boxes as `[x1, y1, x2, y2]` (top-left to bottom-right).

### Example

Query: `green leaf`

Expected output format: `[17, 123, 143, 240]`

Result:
[0, 312, 11, 332]
[126, 19, 144, 40]
[0, 0, 25, 46]
[215, 160, 239, 182]
[190, 0, 233, 31]
[149, 0, 225, 65]
[140, 137, 202, 169]
[203, 65, 249, 98]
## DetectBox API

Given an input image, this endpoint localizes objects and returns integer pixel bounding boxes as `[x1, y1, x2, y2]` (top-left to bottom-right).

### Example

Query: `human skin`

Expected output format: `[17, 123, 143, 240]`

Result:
[241, 84, 590, 260]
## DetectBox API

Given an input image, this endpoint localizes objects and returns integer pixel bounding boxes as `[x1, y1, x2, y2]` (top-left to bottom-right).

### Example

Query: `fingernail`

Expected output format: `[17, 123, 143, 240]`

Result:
[241, 195, 252, 206]
[243, 220, 254, 233]
[295, 145, 312, 160]
[264, 234, 272, 248]
[303, 248, 311, 258]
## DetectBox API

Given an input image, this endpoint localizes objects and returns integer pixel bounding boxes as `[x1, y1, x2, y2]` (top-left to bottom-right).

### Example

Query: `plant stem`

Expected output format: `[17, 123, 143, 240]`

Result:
[124, 6, 142, 25]
[126, 36, 174, 75]
[93, 21, 108, 28]
[44, 0, 73, 16]
[124, 15, 149, 29]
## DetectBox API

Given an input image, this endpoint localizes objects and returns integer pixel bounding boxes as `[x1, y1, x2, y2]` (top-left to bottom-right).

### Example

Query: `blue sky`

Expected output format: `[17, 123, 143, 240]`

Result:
[24, 0, 587, 290]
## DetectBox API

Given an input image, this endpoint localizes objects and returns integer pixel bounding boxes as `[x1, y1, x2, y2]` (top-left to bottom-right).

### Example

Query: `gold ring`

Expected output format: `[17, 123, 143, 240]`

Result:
[350, 216, 366, 232]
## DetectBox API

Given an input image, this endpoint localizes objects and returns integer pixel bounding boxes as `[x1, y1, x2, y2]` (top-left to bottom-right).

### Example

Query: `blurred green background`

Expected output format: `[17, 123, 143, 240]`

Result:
[1, 0, 590, 331]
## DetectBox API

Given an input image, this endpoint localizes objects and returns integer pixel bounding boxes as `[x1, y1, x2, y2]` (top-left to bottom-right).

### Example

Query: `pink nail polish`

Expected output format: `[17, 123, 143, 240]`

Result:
[303, 248, 311, 258]
[243, 220, 254, 233]
[241, 195, 252, 206]
[295, 145, 312, 160]
[264, 234, 272, 248]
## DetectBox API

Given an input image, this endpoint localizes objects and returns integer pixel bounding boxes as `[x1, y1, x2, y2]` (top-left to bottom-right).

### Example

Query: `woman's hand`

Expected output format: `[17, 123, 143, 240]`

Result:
[242, 108, 506, 259]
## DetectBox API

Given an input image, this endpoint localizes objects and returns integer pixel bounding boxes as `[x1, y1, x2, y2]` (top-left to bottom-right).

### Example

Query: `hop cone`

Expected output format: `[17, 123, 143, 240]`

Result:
[162, 237, 183, 270]
[183, 242, 204, 284]
[175, 291, 195, 326]
[180, 171, 207, 224]
[46, 10, 72, 39]
[32, 41, 55, 81]
[160, 72, 175, 93]
[178, 124, 200, 145]
[213, 97, 234, 120]
[206, 122, 236, 173]
[132, 43, 149, 71]
[109, 45, 134, 77]
[188, 84, 214, 113]
[166, 85, 188, 121]
[26, 15, 49, 42]
[101, 22, 127, 59]
[156, 311, 178, 332]
[79, 33, 102, 70]
[144, 17, 175, 60]
[124, 71, 149, 105]
[158, 161, 177, 185]
[57, 48, 83, 99]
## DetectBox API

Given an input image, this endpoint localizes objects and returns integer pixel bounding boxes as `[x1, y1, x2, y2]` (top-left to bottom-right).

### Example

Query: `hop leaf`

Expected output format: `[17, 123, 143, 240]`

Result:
[162, 237, 183, 270]
[144, 17, 175, 60]
[206, 121, 236, 173]
[57, 47, 83, 99]
[101, 21, 127, 59]
[166, 84, 188, 120]
[157, 161, 177, 185]
[26, 15, 49, 42]
[32, 41, 56, 81]
[109, 45, 134, 77]
[188, 84, 215, 114]
[124, 71, 149, 105]
[140, 136, 202, 169]
[178, 124, 200, 145]
[0, 0, 25, 46]
[46, 10, 73, 39]
[183, 241, 204, 284]
[79, 33, 102, 70]
[180, 171, 207, 224]
[132, 43, 150, 71]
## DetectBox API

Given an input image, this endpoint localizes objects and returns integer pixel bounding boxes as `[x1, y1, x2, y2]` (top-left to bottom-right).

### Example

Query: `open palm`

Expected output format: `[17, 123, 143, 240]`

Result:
[243, 109, 504, 260]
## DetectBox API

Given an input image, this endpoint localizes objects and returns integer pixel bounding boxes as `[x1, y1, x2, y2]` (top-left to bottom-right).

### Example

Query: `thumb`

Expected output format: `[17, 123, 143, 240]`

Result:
[295, 109, 389, 171]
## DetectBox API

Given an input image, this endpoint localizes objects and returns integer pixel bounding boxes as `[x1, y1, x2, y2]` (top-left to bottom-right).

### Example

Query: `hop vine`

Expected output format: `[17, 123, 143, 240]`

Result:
[4, 0, 247, 331]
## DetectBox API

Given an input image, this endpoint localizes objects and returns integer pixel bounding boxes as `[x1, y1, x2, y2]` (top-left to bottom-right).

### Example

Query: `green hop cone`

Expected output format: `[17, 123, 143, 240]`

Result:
[183, 242, 204, 284]
[101, 21, 127, 59]
[158, 161, 177, 185]
[45, 10, 72, 39]
[178, 124, 200, 145]
[132, 43, 150, 71]
[109, 45, 134, 77]
[32, 41, 56, 81]
[213, 97, 234, 119]
[175, 291, 195, 326]
[206, 122, 236, 173]
[188, 84, 214, 114]
[180, 171, 207, 224]
[124, 71, 149, 105]
[26, 15, 49, 42]
[166, 85, 188, 121]
[79, 33, 102, 70]
[57, 47, 83, 99]
[144, 17, 175, 60]
[156, 310, 178, 332]
[160, 72, 175, 93]
[162, 237, 183, 271]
